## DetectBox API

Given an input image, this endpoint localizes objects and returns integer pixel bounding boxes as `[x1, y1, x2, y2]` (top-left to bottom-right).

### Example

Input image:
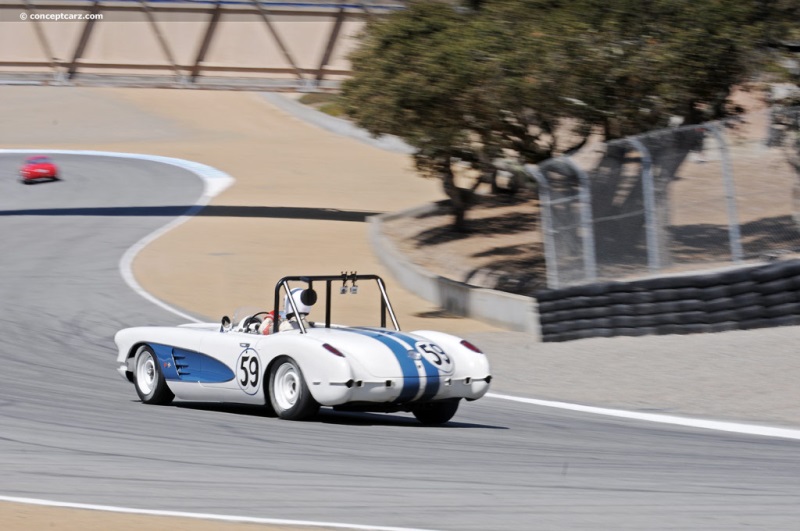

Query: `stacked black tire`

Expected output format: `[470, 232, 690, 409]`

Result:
[536, 259, 800, 342]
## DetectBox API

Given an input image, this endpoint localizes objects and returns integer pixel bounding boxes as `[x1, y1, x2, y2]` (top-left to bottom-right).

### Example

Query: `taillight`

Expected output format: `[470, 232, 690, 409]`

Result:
[460, 340, 483, 353]
[322, 343, 345, 357]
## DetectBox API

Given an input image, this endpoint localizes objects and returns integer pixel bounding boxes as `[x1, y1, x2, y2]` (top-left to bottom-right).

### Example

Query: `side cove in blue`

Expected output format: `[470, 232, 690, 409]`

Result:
[149, 343, 235, 383]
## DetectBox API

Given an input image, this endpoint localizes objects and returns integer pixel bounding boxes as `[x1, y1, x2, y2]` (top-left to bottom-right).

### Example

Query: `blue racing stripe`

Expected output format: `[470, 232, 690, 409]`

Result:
[354, 328, 441, 401]
[418, 356, 440, 401]
[340, 328, 419, 403]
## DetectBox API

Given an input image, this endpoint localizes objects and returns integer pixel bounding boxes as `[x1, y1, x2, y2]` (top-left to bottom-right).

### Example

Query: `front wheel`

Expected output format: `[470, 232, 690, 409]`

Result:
[412, 399, 460, 425]
[134, 346, 174, 405]
[269, 356, 319, 420]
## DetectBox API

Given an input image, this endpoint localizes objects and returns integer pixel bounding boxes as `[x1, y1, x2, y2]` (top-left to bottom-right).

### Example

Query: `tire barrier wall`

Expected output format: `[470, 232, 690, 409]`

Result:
[536, 259, 800, 342]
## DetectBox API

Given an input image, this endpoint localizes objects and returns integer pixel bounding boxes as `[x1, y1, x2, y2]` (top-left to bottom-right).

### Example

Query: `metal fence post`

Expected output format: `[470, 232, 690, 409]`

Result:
[626, 138, 661, 272]
[524, 165, 559, 289]
[707, 123, 744, 263]
[561, 157, 597, 282]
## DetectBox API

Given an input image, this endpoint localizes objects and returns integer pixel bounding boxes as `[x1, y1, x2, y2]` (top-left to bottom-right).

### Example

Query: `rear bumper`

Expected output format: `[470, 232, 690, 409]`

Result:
[318, 374, 491, 406]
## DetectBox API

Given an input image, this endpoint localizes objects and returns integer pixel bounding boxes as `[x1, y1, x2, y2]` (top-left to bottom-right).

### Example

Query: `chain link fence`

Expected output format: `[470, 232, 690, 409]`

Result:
[527, 107, 800, 288]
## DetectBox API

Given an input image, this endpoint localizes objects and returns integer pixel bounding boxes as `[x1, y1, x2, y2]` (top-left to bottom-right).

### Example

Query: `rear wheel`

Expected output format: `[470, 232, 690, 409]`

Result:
[269, 356, 319, 420]
[412, 399, 460, 425]
[134, 346, 174, 405]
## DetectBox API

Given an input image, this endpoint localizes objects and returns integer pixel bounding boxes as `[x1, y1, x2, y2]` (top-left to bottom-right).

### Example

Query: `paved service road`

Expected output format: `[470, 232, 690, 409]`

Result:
[1, 154, 799, 530]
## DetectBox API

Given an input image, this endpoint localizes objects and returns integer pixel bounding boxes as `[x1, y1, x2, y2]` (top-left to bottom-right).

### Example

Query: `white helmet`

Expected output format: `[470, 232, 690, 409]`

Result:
[284, 287, 316, 319]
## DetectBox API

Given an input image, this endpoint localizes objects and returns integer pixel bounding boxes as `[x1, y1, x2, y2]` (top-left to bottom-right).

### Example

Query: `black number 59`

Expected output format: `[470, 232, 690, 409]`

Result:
[239, 355, 260, 387]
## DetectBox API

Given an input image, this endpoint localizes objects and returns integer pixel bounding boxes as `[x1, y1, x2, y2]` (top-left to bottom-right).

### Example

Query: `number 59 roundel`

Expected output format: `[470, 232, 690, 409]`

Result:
[237, 348, 261, 395]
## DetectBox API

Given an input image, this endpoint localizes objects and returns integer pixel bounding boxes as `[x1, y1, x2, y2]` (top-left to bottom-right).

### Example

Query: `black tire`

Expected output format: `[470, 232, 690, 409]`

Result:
[608, 304, 635, 316]
[134, 346, 174, 405]
[730, 292, 761, 307]
[642, 275, 691, 290]
[733, 305, 766, 321]
[269, 356, 319, 420]
[569, 329, 598, 340]
[700, 285, 732, 300]
[541, 322, 570, 336]
[675, 310, 708, 325]
[624, 291, 656, 304]
[610, 315, 637, 328]
[762, 291, 797, 307]
[720, 267, 757, 284]
[705, 297, 734, 313]
[655, 323, 683, 335]
[764, 302, 800, 318]
[739, 318, 771, 330]
[533, 290, 559, 303]
[752, 262, 793, 282]
[727, 280, 758, 296]
[675, 299, 706, 312]
[651, 289, 681, 302]
[679, 323, 713, 335]
[705, 309, 739, 324]
[538, 310, 562, 325]
[772, 314, 800, 327]
[632, 314, 663, 327]
[572, 306, 609, 319]
[536, 300, 558, 313]
[412, 399, 460, 425]
[757, 277, 795, 295]
[707, 321, 740, 333]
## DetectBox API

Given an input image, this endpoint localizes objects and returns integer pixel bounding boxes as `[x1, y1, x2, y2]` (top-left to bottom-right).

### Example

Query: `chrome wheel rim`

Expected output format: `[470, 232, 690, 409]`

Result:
[274, 363, 299, 411]
[136, 352, 156, 396]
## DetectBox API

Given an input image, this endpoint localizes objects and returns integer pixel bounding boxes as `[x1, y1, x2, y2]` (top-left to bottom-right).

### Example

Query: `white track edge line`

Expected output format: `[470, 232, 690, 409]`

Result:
[0, 496, 441, 531]
[487, 392, 800, 441]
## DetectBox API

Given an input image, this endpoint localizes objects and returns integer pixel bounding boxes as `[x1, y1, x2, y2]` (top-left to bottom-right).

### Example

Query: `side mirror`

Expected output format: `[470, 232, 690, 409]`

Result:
[220, 315, 231, 332]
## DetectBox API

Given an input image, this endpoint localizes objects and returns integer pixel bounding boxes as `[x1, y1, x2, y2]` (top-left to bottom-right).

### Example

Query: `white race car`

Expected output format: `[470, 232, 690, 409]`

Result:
[115, 274, 492, 424]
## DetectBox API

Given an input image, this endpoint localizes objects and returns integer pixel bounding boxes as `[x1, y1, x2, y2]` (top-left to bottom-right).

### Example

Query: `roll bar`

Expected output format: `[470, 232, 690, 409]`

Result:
[271, 273, 400, 334]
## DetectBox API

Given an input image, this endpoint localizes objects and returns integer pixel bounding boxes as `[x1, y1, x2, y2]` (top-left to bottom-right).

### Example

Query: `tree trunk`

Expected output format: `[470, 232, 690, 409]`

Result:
[440, 157, 469, 232]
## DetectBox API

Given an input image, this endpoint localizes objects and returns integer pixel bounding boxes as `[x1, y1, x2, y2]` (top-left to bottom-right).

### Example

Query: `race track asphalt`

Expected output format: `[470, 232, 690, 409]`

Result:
[2, 153, 800, 530]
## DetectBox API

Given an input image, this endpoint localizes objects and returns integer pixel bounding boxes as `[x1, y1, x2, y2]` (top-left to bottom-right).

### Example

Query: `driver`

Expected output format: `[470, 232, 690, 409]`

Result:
[279, 287, 316, 331]
[258, 310, 276, 335]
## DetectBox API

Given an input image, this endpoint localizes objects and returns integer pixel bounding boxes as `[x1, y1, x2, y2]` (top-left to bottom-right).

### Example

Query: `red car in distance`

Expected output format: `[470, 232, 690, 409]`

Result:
[20, 155, 59, 184]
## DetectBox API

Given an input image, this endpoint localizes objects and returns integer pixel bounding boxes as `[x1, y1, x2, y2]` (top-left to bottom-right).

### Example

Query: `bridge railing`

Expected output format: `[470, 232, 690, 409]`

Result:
[0, 0, 407, 90]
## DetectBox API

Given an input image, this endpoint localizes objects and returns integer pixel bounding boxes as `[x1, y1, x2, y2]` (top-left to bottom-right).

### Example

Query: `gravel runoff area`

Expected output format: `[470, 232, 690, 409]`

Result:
[2, 86, 799, 531]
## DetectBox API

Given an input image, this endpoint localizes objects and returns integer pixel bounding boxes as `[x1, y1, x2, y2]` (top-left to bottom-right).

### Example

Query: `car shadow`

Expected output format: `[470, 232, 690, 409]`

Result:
[171, 402, 507, 429]
[173, 402, 276, 418]
[317, 409, 508, 429]
[20, 178, 61, 185]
